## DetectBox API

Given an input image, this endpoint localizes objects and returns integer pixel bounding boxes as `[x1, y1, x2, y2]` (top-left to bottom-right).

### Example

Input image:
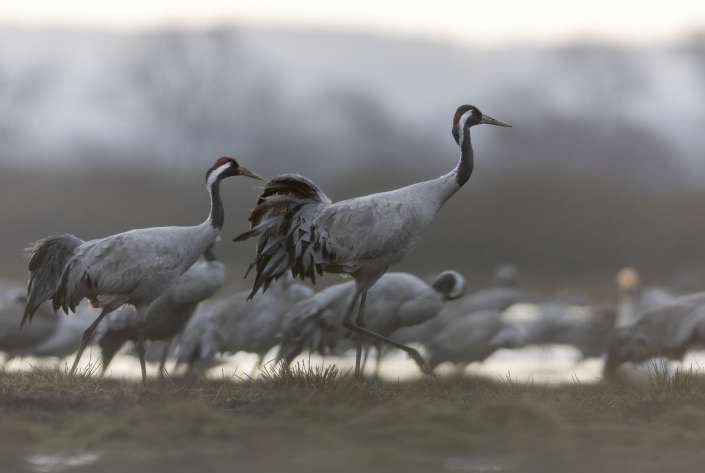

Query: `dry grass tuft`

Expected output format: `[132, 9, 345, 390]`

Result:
[243, 359, 355, 392]
[644, 360, 705, 398]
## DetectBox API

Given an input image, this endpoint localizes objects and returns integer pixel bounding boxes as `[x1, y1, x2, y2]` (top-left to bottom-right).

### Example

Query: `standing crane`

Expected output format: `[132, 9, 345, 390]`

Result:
[92, 243, 225, 376]
[234, 105, 510, 377]
[22, 157, 262, 387]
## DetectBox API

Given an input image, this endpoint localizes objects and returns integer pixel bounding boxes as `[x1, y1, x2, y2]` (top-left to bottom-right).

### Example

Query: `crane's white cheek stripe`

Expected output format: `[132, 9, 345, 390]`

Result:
[207, 164, 230, 188]
[456, 111, 472, 148]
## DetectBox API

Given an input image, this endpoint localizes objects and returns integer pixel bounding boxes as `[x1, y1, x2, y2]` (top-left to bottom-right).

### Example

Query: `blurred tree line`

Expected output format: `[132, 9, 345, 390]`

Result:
[1, 27, 705, 300]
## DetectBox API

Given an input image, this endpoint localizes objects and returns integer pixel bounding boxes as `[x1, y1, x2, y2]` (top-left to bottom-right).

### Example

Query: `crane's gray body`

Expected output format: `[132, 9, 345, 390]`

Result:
[514, 302, 617, 359]
[310, 178, 458, 287]
[425, 310, 512, 368]
[237, 173, 462, 298]
[177, 276, 314, 367]
[277, 271, 465, 360]
[390, 286, 541, 346]
[514, 282, 672, 360]
[604, 292, 705, 377]
[0, 289, 58, 352]
[92, 250, 225, 369]
[58, 224, 219, 313]
[9, 301, 96, 359]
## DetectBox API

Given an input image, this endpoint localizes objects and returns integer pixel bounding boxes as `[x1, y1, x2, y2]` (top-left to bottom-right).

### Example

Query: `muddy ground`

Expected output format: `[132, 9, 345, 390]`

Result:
[2, 362, 705, 473]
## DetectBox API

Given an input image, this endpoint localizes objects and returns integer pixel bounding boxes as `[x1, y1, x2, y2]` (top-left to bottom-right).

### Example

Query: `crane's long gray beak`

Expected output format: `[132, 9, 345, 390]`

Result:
[238, 167, 264, 180]
[480, 114, 511, 127]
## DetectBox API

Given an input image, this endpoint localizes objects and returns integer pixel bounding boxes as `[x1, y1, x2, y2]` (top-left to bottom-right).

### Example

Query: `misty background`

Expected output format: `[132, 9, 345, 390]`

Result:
[1, 26, 705, 299]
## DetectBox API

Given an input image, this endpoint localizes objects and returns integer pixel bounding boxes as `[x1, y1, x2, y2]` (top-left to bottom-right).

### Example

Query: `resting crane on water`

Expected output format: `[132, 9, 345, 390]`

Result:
[234, 105, 511, 377]
[22, 157, 262, 387]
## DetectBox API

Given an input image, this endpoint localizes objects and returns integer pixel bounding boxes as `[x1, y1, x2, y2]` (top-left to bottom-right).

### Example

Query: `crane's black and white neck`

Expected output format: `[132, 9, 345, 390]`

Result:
[205, 157, 263, 230]
[449, 104, 511, 190]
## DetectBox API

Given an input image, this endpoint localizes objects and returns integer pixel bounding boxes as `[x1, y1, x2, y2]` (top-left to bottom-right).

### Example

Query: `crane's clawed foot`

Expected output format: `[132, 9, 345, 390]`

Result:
[407, 348, 433, 375]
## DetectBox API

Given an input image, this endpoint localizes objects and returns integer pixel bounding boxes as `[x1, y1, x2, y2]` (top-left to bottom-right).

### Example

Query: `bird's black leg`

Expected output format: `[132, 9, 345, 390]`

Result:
[354, 292, 368, 377]
[135, 306, 148, 389]
[70, 307, 114, 376]
[341, 291, 363, 378]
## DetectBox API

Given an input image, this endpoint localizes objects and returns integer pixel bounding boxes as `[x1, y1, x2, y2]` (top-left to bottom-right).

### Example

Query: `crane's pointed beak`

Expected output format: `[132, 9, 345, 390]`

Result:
[238, 167, 264, 180]
[480, 114, 511, 127]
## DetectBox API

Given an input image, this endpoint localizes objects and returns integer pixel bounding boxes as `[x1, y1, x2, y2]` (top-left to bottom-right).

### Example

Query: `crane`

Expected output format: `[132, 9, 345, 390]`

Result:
[389, 264, 541, 348]
[8, 301, 96, 360]
[234, 105, 510, 377]
[177, 274, 314, 372]
[91, 243, 225, 376]
[511, 268, 672, 360]
[0, 288, 59, 355]
[424, 309, 518, 371]
[603, 292, 705, 379]
[276, 271, 465, 375]
[22, 157, 261, 387]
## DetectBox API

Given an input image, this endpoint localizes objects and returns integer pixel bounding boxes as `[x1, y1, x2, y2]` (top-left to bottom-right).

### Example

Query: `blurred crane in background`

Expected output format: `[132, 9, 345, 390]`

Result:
[276, 271, 465, 376]
[177, 274, 314, 372]
[603, 292, 705, 379]
[389, 264, 541, 348]
[0, 289, 59, 355]
[92, 243, 224, 376]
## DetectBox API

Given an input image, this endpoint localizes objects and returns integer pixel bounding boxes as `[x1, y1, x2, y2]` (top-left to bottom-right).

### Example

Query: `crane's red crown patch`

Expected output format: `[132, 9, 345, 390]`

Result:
[213, 157, 232, 168]
[453, 111, 466, 126]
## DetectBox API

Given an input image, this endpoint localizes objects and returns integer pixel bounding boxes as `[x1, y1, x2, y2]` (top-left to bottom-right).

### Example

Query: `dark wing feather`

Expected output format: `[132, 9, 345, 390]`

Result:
[234, 174, 335, 300]
[22, 234, 84, 327]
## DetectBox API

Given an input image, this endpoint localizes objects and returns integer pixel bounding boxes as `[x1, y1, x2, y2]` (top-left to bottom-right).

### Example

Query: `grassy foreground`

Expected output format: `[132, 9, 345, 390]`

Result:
[2, 362, 705, 472]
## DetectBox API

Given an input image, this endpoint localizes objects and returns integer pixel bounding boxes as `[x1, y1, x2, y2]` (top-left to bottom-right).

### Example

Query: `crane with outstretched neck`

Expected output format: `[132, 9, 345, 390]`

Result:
[235, 105, 510, 377]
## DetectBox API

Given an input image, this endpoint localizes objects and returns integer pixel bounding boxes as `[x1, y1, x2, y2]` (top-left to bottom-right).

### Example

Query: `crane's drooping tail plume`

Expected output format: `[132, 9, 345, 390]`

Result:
[23, 234, 84, 327]
[234, 174, 333, 299]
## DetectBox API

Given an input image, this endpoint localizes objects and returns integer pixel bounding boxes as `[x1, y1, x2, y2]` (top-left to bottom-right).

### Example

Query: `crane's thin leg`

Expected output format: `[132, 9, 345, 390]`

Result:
[135, 306, 148, 389]
[341, 291, 362, 378]
[157, 339, 170, 380]
[374, 346, 382, 380]
[361, 345, 371, 373]
[354, 292, 367, 377]
[342, 292, 432, 375]
[250, 354, 264, 378]
[70, 307, 114, 376]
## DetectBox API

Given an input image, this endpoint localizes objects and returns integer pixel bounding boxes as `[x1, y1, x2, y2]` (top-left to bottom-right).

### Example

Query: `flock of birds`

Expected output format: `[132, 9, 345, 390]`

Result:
[3, 104, 705, 387]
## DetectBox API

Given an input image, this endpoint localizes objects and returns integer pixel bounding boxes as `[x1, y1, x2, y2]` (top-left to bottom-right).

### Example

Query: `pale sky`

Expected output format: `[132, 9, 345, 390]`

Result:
[2, 0, 705, 46]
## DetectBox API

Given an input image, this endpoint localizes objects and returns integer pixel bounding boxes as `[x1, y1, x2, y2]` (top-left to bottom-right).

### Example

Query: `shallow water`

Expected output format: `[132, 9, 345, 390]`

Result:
[10, 343, 700, 387]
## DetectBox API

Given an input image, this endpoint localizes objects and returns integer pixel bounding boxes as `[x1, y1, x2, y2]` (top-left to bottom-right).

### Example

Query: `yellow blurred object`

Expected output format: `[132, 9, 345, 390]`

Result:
[617, 267, 640, 291]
